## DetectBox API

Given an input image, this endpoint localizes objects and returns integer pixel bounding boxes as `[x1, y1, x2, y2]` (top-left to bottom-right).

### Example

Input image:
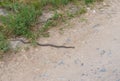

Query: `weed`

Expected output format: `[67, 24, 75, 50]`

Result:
[77, 7, 87, 15]
[85, 0, 103, 4]
[85, 0, 95, 4]
[0, 32, 9, 53]
[40, 11, 62, 33]
[67, 12, 74, 19]
[39, 11, 63, 37]
[52, 11, 61, 20]
[40, 0, 71, 7]
[0, 2, 41, 38]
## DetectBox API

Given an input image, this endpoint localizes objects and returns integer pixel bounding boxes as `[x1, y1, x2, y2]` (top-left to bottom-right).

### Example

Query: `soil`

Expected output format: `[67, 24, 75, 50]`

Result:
[0, 0, 120, 81]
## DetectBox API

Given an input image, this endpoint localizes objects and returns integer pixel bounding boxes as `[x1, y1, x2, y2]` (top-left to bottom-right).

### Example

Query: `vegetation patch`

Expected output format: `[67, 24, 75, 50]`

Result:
[0, 32, 10, 56]
[0, 0, 103, 55]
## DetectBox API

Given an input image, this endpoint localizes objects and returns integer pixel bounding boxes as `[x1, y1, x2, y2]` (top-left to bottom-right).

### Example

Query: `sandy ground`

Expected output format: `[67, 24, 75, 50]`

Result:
[0, 0, 120, 81]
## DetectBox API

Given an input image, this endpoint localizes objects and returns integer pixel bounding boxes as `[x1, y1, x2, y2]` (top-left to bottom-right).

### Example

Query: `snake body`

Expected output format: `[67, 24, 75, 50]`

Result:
[11, 39, 75, 49]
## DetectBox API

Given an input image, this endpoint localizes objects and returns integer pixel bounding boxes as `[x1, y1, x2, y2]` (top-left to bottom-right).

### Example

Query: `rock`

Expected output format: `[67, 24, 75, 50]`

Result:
[92, 10, 96, 14]
[68, 6, 79, 14]
[58, 60, 64, 65]
[107, 50, 112, 56]
[99, 68, 107, 72]
[10, 40, 24, 49]
[103, 2, 107, 6]
[92, 24, 100, 28]
[40, 73, 49, 78]
[65, 38, 71, 43]
[39, 11, 54, 23]
[65, 4, 82, 15]
[74, 58, 81, 64]
[0, 8, 7, 16]
[87, 7, 91, 11]
[100, 50, 106, 55]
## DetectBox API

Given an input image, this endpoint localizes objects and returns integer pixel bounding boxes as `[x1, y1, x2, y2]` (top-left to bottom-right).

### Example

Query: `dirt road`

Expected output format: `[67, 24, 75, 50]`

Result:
[0, 0, 120, 81]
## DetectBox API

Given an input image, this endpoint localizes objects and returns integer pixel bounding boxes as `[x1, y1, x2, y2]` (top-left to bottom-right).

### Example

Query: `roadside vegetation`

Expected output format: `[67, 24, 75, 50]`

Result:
[0, 0, 103, 55]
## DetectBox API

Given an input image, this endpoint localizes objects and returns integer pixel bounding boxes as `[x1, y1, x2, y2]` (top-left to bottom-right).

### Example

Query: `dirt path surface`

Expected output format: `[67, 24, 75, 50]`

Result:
[0, 0, 120, 81]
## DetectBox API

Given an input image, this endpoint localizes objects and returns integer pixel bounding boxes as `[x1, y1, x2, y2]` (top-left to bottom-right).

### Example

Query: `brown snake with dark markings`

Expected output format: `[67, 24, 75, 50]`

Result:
[11, 39, 75, 49]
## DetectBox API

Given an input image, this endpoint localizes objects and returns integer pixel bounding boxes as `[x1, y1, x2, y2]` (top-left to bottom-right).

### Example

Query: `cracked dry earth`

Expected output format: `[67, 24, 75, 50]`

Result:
[1, 0, 120, 81]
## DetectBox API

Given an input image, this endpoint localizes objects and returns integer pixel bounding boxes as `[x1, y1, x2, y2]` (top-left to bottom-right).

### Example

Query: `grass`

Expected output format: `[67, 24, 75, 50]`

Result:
[85, 0, 103, 4]
[0, 1, 41, 38]
[39, 0, 70, 7]
[39, 11, 62, 37]
[0, 33, 9, 53]
[0, 0, 103, 54]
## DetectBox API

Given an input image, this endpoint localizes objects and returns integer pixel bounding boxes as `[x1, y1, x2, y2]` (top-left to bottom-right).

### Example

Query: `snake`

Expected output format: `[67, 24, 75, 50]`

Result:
[10, 39, 75, 49]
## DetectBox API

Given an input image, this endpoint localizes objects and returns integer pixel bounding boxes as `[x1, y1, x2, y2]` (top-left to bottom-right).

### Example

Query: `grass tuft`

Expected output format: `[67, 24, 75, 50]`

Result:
[0, 32, 9, 53]
[0, 2, 41, 38]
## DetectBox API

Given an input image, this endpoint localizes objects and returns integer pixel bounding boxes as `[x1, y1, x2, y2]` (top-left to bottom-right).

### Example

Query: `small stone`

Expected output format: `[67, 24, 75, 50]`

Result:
[93, 10, 96, 13]
[66, 4, 79, 15]
[81, 73, 86, 76]
[100, 50, 106, 55]
[92, 24, 100, 28]
[87, 7, 91, 10]
[40, 73, 49, 78]
[99, 68, 106, 72]
[10, 41, 24, 49]
[107, 50, 112, 56]
[74, 59, 81, 64]
[82, 41, 87, 44]
[39, 11, 54, 23]
[103, 2, 107, 6]
[81, 63, 84, 66]
[35, 49, 39, 51]
[58, 60, 64, 65]
[96, 48, 100, 50]
[0, 8, 7, 16]
[66, 38, 71, 43]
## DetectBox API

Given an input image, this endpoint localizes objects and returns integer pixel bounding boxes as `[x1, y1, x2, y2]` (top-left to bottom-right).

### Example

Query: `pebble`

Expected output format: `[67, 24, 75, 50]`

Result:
[40, 73, 49, 78]
[39, 11, 54, 23]
[0, 8, 7, 16]
[103, 2, 107, 6]
[74, 59, 81, 64]
[10, 41, 24, 49]
[107, 50, 112, 56]
[99, 68, 107, 72]
[100, 50, 106, 55]
[58, 60, 64, 65]
[66, 38, 71, 43]
[97, 48, 113, 57]
[93, 10, 96, 14]
[92, 24, 100, 28]
[81, 63, 84, 66]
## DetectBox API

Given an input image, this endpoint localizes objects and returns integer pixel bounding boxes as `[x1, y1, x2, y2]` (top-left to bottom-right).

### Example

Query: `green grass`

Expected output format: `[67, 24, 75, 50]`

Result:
[39, 0, 71, 7]
[85, 0, 103, 4]
[39, 11, 64, 37]
[0, 33, 10, 53]
[0, 2, 41, 38]
[85, 0, 95, 4]
[0, 0, 103, 54]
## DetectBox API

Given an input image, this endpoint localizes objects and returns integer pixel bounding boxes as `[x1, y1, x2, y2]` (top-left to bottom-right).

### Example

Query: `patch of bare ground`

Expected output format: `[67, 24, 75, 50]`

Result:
[1, 0, 120, 81]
